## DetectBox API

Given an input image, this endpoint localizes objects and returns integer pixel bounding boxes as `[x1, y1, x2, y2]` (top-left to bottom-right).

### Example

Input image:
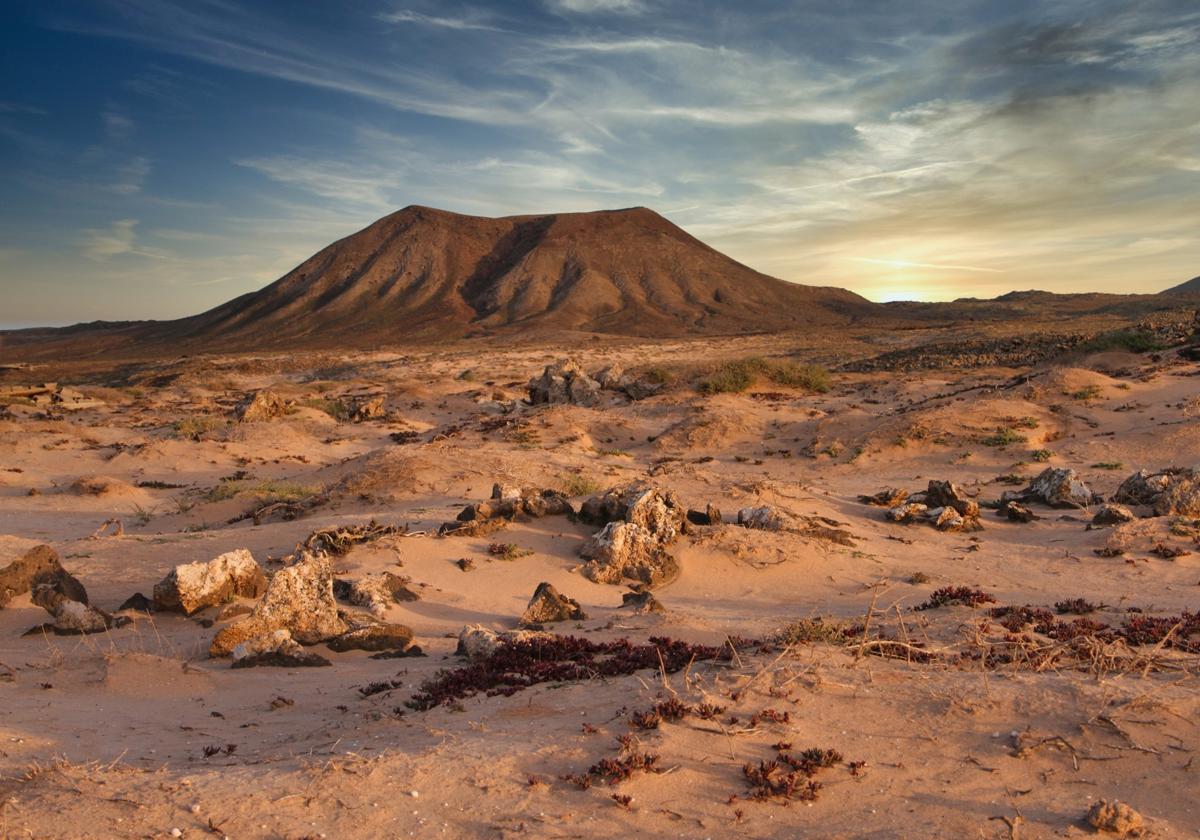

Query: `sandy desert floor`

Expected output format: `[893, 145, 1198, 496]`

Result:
[1, 332, 1198, 839]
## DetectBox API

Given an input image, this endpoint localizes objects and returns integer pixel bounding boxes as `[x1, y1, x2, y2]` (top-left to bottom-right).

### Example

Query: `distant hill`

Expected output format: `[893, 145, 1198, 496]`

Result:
[0, 206, 881, 357]
[168, 205, 877, 346]
[1162, 276, 1200, 296]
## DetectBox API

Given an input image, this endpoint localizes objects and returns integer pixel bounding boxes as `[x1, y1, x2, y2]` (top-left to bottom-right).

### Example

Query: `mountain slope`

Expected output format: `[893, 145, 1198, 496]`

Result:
[1162, 276, 1200, 296]
[165, 205, 875, 347]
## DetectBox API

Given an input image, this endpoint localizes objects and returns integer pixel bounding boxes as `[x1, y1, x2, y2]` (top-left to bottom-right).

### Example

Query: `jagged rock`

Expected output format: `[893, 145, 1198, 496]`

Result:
[580, 522, 680, 587]
[210, 552, 346, 657]
[858, 487, 910, 508]
[349, 395, 386, 422]
[527, 360, 602, 407]
[580, 485, 688, 534]
[152, 549, 267, 615]
[593, 364, 625, 390]
[1092, 504, 1136, 526]
[921, 481, 980, 518]
[931, 506, 982, 532]
[327, 622, 415, 652]
[1002, 467, 1095, 508]
[686, 503, 723, 526]
[578, 484, 686, 588]
[999, 501, 1038, 522]
[342, 572, 419, 618]
[621, 589, 665, 614]
[118, 592, 155, 612]
[520, 582, 587, 626]
[886, 502, 929, 523]
[455, 624, 552, 660]
[0, 545, 88, 608]
[737, 506, 786, 531]
[29, 585, 123, 635]
[1085, 799, 1144, 835]
[1113, 467, 1200, 516]
[235, 390, 287, 422]
[492, 483, 521, 502]
[622, 380, 664, 401]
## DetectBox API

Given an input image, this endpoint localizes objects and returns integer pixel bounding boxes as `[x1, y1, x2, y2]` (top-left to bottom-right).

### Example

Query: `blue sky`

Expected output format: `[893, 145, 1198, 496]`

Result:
[2, 0, 1198, 327]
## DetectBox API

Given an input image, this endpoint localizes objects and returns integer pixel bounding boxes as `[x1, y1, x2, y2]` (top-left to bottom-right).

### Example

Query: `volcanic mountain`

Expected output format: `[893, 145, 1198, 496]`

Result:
[156, 205, 873, 348]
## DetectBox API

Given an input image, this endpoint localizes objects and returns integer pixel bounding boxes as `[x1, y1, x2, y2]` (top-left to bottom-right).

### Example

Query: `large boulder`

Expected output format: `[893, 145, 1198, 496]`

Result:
[0, 544, 87, 608]
[1113, 468, 1200, 516]
[519, 582, 587, 626]
[1002, 468, 1096, 509]
[210, 552, 347, 657]
[152, 549, 267, 615]
[326, 622, 415, 652]
[580, 522, 681, 587]
[527, 361, 602, 407]
[578, 484, 687, 588]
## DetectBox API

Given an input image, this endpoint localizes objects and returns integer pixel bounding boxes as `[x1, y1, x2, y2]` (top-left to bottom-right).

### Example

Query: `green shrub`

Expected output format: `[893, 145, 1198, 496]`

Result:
[696, 357, 830, 395]
[300, 397, 348, 421]
[1077, 329, 1165, 355]
[173, 415, 224, 438]
[560, 473, 606, 497]
[980, 427, 1027, 447]
[205, 479, 320, 503]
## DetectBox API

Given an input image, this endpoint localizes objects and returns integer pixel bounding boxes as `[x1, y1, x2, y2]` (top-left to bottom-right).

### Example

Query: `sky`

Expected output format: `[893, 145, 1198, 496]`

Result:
[1, 0, 1199, 328]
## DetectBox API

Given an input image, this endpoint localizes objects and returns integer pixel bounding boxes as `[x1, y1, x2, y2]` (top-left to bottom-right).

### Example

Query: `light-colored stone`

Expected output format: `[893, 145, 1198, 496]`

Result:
[153, 549, 266, 615]
[210, 552, 346, 657]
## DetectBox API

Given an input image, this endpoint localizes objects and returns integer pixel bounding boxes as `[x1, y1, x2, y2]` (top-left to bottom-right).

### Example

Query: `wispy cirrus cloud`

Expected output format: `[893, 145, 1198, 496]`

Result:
[5, 0, 1199, 327]
[378, 9, 506, 32]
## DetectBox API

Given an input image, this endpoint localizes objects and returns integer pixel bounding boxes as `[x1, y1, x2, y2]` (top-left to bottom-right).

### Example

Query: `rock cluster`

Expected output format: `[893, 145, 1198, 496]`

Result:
[1112, 467, 1200, 517]
[527, 360, 662, 406]
[152, 549, 267, 615]
[0, 383, 103, 411]
[210, 552, 347, 657]
[882, 480, 983, 532]
[519, 582, 587, 627]
[208, 552, 421, 661]
[578, 485, 688, 588]
[439, 483, 574, 535]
